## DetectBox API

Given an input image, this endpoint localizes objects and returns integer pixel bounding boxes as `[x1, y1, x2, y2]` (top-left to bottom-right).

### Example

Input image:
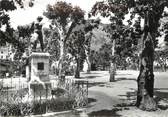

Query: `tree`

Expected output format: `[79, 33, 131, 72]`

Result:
[106, 23, 131, 82]
[44, 1, 85, 79]
[155, 16, 168, 72]
[98, 43, 112, 70]
[90, 2, 132, 82]
[91, 0, 168, 111]
[155, 49, 168, 72]
[0, 0, 34, 46]
[95, 27, 136, 71]
[84, 31, 93, 73]
[83, 24, 110, 72]
[0, 0, 35, 77]
[67, 30, 86, 78]
[0, 0, 36, 62]
[17, 23, 35, 54]
[81, 20, 100, 73]
[67, 19, 100, 78]
[43, 27, 60, 61]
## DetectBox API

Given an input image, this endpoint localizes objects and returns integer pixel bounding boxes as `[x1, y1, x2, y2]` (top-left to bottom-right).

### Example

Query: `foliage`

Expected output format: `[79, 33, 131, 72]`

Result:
[68, 30, 85, 57]
[44, 1, 85, 40]
[90, 0, 168, 48]
[0, 78, 88, 116]
[17, 24, 34, 39]
[0, 0, 34, 46]
[90, 0, 138, 71]
[32, 98, 75, 115]
[0, 0, 36, 65]
[0, 88, 31, 116]
[89, 0, 168, 70]
[44, 1, 85, 77]
[155, 49, 168, 71]
[43, 27, 60, 60]
[92, 43, 132, 70]
[0, 102, 32, 116]
[67, 29, 86, 72]
[97, 43, 112, 69]
[45, 2, 84, 25]
[0, 98, 75, 116]
[161, 17, 168, 46]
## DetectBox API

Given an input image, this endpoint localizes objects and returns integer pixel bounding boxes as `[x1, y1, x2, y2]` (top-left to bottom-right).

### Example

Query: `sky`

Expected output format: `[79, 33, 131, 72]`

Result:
[7, 0, 166, 47]
[9, 0, 102, 29]
[8, 0, 141, 28]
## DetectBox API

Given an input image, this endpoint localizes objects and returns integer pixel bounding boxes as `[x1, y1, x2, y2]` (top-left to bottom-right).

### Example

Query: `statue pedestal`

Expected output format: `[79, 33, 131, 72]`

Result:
[28, 52, 51, 99]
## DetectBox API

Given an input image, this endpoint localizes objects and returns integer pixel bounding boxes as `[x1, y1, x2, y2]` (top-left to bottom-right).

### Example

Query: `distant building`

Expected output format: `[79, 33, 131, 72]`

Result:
[0, 43, 14, 61]
[0, 44, 15, 77]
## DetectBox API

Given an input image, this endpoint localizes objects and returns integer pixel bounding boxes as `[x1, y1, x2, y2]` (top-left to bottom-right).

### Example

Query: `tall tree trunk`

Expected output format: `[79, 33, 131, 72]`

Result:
[58, 39, 65, 79]
[136, 33, 157, 111]
[84, 32, 92, 73]
[110, 62, 116, 82]
[85, 49, 91, 73]
[110, 39, 116, 82]
[75, 56, 80, 78]
[86, 54, 91, 73]
[136, 11, 157, 111]
[164, 63, 167, 72]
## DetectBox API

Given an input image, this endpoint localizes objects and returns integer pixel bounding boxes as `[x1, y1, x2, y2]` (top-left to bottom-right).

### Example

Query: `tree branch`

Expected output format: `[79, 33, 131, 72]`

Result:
[64, 21, 76, 43]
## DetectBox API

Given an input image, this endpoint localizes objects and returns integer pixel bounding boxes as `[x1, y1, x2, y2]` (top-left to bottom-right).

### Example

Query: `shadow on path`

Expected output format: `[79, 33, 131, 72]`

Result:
[118, 90, 137, 102]
[154, 88, 168, 110]
[88, 98, 97, 104]
[115, 77, 136, 82]
[155, 89, 168, 98]
[88, 82, 106, 88]
[116, 73, 132, 76]
[80, 76, 102, 79]
[88, 108, 121, 117]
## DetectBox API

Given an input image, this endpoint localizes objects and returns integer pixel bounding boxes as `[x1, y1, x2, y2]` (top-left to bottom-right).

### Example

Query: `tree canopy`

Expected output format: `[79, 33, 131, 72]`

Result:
[0, 0, 35, 47]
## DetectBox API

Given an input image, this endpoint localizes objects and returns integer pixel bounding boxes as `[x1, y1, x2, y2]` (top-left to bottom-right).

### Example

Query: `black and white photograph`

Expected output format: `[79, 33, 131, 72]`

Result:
[1, 0, 168, 116]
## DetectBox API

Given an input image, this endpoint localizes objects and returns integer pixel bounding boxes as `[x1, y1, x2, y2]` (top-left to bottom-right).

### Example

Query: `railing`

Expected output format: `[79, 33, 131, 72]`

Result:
[0, 77, 88, 116]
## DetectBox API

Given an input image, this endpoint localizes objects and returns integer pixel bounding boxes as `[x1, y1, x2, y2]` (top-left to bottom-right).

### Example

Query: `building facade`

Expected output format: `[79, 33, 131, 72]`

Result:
[0, 44, 13, 60]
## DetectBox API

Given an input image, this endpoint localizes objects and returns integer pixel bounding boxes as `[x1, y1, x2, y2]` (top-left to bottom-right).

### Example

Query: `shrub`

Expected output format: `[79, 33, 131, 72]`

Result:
[32, 98, 75, 115]
[0, 102, 32, 116]
[0, 97, 75, 116]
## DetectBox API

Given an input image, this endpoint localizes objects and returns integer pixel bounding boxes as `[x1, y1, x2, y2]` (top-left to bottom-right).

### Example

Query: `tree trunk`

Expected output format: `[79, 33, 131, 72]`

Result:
[85, 49, 91, 73]
[136, 11, 157, 110]
[161, 64, 165, 72]
[86, 55, 91, 73]
[163, 59, 167, 72]
[164, 63, 167, 72]
[110, 39, 116, 82]
[75, 57, 80, 78]
[110, 62, 116, 82]
[136, 35, 157, 111]
[58, 39, 65, 79]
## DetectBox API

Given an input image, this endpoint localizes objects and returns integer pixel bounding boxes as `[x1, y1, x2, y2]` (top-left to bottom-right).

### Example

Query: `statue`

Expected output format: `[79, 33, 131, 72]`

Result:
[31, 16, 44, 52]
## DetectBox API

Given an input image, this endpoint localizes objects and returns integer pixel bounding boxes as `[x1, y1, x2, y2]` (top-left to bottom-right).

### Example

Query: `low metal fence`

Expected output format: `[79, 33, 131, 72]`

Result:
[0, 77, 88, 116]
